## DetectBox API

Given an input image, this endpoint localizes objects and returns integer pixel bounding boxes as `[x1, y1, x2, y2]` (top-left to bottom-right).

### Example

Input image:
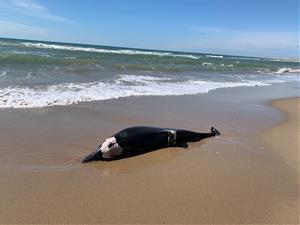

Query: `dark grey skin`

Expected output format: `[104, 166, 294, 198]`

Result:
[82, 126, 220, 163]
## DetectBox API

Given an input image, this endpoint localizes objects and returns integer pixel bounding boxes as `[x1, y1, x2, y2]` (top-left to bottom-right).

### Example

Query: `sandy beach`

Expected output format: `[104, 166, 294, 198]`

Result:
[0, 82, 299, 224]
[260, 97, 300, 223]
[262, 98, 299, 172]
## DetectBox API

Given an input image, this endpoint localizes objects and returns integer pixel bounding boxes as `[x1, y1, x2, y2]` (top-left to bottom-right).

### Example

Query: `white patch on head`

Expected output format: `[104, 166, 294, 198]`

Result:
[98, 137, 123, 159]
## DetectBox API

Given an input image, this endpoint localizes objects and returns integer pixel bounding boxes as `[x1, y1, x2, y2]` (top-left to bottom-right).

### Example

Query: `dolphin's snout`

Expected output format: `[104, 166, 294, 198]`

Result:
[82, 152, 97, 163]
[82, 146, 103, 163]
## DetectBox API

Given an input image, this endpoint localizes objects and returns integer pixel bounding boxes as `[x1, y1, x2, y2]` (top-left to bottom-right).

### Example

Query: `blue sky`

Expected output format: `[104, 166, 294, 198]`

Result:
[0, 0, 299, 57]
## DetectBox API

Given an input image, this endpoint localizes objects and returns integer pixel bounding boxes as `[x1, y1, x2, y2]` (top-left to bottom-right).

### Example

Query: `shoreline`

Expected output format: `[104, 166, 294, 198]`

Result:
[0, 82, 299, 224]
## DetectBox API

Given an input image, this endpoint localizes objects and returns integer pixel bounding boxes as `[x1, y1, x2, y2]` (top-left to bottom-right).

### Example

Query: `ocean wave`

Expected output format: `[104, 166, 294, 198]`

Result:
[267, 58, 300, 63]
[228, 56, 261, 61]
[117, 74, 172, 84]
[274, 67, 300, 75]
[21, 42, 200, 59]
[0, 75, 273, 108]
[257, 67, 300, 75]
[205, 55, 224, 58]
[0, 71, 7, 77]
[202, 62, 212, 66]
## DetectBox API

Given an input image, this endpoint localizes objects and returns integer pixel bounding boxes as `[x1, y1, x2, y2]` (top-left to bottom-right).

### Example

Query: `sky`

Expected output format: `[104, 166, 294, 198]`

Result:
[0, 0, 299, 57]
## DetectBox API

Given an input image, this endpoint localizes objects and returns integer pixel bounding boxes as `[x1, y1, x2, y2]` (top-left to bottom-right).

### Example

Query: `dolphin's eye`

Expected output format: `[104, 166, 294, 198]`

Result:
[108, 143, 114, 148]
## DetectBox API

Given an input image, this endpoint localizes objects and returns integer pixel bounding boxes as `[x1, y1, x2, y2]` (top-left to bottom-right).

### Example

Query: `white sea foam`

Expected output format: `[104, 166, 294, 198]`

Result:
[0, 71, 7, 77]
[228, 56, 261, 61]
[202, 62, 212, 66]
[274, 68, 300, 75]
[205, 55, 224, 58]
[268, 58, 300, 63]
[117, 75, 172, 83]
[22, 42, 199, 59]
[257, 67, 300, 75]
[0, 75, 277, 108]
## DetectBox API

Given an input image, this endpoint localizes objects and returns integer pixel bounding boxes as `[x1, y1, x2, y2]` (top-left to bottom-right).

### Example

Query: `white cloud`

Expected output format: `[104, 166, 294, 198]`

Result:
[11, 0, 46, 11]
[0, 0, 71, 22]
[0, 20, 50, 39]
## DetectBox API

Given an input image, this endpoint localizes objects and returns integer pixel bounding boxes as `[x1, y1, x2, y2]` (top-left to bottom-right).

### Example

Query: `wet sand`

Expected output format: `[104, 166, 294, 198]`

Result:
[0, 83, 299, 224]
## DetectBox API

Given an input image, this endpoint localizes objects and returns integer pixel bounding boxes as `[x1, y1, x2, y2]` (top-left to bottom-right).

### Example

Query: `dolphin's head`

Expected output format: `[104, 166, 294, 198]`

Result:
[82, 137, 123, 163]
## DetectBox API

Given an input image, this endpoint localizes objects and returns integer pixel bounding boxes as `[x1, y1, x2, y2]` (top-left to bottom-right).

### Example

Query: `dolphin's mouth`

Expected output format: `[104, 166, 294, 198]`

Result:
[82, 146, 103, 163]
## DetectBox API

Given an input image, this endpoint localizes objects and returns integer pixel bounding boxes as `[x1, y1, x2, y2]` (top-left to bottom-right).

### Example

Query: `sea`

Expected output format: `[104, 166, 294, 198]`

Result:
[0, 38, 299, 108]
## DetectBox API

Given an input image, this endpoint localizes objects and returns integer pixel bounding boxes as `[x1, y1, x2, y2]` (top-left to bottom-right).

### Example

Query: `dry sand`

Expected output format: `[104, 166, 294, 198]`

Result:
[260, 98, 299, 224]
[262, 98, 299, 172]
[0, 85, 299, 224]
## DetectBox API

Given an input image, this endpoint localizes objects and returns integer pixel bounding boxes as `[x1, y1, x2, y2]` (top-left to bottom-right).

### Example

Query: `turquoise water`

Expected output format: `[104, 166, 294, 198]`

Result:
[0, 38, 299, 108]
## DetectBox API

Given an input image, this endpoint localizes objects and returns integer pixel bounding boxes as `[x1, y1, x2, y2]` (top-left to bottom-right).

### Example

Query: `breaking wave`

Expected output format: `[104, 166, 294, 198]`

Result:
[274, 67, 300, 75]
[0, 75, 276, 108]
[22, 42, 200, 59]
[205, 55, 224, 58]
[257, 67, 300, 75]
